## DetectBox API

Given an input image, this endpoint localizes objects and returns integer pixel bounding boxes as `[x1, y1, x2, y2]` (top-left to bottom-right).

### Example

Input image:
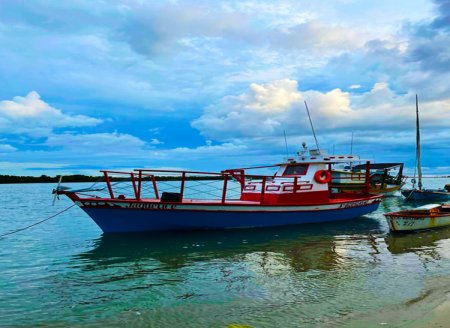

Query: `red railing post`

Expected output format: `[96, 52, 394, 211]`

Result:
[104, 171, 115, 199]
[294, 177, 298, 194]
[180, 172, 186, 201]
[260, 176, 266, 204]
[152, 175, 159, 199]
[222, 174, 228, 204]
[328, 163, 333, 194]
[365, 161, 371, 193]
[137, 170, 142, 199]
[130, 173, 139, 200]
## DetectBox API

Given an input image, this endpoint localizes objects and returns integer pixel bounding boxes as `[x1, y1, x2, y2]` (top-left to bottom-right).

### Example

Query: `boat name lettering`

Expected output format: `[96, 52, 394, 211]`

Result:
[130, 203, 176, 210]
[400, 218, 425, 226]
[400, 220, 415, 226]
[340, 200, 369, 208]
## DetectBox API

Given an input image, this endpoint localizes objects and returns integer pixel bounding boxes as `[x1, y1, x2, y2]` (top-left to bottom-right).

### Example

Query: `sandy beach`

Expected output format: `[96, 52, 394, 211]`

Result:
[341, 276, 450, 328]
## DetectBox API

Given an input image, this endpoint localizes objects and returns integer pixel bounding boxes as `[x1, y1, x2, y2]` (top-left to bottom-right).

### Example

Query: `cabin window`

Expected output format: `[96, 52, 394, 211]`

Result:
[266, 185, 280, 191]
[283, 185, 294, 192]
[244, 185, 256, 191]
[298, 184, 313, 190]
[282, 164, 308, 176]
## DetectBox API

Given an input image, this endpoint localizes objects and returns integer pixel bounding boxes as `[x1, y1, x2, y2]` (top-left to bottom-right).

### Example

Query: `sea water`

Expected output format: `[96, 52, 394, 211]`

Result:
[1, 180, 450, 327]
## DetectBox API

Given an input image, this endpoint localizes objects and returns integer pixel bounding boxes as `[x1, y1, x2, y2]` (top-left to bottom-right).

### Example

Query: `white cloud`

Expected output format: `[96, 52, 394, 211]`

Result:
[0, 92, 102, 136]
[0, 161, 70, 171]
[45, 132, 148, 154]
[271, 20, 365, 54]
[149, 138, 163, 145]
[192, 79, 450, 142]
[0, 144, 17, 152]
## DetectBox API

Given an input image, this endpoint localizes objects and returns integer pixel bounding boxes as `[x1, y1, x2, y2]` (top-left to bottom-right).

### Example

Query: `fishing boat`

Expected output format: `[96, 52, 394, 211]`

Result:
[54, 145, 383, 233]
[401, 95, 450, 201]
[384, 204, 450, 232]
[332, 162, 404, 195]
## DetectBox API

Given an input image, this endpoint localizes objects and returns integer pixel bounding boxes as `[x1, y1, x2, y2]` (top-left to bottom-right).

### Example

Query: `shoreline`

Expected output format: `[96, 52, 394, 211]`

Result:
[340, 276, 450, 328]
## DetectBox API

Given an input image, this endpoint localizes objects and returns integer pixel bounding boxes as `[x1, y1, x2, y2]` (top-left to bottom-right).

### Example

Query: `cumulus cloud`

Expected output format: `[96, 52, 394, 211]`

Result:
[0, 92, 102, 136]
[192, 79, 450, 141]
[0, 0, 449, 174]
[192, 80, 300, 139]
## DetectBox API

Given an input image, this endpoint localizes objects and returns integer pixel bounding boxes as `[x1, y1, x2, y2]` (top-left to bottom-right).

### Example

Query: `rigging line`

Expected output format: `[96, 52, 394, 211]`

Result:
[283, 130, 289, 159]
[0, 204, 76, 239]
[304, 101, 320, 150]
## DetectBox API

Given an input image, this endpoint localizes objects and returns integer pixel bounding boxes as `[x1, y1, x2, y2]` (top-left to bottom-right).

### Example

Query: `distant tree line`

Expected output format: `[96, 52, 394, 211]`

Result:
[0, 174, 225, 184]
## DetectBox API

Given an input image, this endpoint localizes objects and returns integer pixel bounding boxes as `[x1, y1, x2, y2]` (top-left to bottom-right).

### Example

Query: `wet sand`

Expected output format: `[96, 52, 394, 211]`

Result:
[341, 276, 450, 328]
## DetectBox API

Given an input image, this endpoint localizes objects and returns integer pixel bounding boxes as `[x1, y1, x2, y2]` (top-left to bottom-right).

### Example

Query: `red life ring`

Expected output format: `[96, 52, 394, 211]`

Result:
[314, 170, 332, 184]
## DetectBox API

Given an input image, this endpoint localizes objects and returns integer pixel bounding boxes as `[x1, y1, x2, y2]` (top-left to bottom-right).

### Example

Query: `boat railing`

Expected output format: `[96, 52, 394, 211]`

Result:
[333, 172, 366, 182]
[90, 169, 317, 204]
[91, 164, 372, 204]
[94, 169, 261, 203]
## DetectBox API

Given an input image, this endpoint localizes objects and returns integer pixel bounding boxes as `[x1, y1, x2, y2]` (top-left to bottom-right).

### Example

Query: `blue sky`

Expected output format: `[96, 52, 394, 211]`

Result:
[0, 0, 449, 176]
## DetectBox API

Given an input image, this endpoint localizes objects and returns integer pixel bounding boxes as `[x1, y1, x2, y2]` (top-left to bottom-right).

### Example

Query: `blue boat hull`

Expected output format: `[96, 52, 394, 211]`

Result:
[81, 203, 381, 233]
[401, 189, 450, 201]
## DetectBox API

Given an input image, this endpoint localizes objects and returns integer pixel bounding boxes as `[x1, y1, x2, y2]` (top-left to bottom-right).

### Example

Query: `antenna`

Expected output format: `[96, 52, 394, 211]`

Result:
[350, 132, 354, 154]
[304, 101, 320, 150]
[283, 130, 289, 159]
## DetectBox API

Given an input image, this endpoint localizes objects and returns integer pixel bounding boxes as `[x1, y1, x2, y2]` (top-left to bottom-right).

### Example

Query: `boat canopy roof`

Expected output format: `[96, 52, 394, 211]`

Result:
[352, 163, 403, 170]
[415, 204, 442, 210]
[280, 147, 370, 164]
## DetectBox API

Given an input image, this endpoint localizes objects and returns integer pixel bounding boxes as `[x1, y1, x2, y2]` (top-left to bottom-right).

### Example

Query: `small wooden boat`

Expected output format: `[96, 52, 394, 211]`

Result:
[332, 163, 404, 195]
[384, 204, 450, 232]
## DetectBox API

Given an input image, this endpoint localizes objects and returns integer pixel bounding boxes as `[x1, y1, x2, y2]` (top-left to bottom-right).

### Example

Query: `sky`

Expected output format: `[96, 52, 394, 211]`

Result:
[0, 0, 449, 176]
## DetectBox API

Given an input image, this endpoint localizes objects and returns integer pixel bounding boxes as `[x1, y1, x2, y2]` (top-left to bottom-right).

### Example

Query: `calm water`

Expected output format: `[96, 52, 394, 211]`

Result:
[1, 181, 450, 327]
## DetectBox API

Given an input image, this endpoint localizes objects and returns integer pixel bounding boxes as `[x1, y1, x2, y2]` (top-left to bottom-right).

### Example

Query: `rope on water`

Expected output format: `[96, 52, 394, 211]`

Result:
[0, 204, 77, 239]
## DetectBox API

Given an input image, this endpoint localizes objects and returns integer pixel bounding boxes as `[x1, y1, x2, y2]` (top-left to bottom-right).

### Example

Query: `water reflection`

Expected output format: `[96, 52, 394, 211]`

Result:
[74, 218, 383, 273]
[385, 227, 450, 256]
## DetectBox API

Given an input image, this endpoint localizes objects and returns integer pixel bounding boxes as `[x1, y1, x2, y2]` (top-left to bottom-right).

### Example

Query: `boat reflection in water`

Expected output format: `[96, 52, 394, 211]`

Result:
[74, 218, 383, 274]
[385, 226, 450, 258]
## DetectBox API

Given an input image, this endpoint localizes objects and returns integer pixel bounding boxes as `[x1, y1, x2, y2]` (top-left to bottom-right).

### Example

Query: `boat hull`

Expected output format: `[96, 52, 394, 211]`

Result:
[385, 214, 450, 232]
[77, 198, 382, 233]
[336, 183, 402, 196]
[401, 189, 450, 201]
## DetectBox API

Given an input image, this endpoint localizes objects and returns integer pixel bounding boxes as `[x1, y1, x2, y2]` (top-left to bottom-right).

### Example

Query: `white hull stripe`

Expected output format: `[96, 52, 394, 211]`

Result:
[76, 197, 382, 212]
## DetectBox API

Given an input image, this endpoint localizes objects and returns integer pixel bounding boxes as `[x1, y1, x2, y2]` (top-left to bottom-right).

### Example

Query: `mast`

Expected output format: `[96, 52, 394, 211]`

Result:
[416, 94, 422, 190]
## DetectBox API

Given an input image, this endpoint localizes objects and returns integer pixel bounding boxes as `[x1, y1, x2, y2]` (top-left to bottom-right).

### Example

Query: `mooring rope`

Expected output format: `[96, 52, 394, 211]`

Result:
[0, 204, 76, 239]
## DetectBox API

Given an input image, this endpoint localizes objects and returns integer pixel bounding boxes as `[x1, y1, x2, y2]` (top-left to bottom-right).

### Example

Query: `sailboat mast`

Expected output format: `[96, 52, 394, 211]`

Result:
[416, 94, 422, 190]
